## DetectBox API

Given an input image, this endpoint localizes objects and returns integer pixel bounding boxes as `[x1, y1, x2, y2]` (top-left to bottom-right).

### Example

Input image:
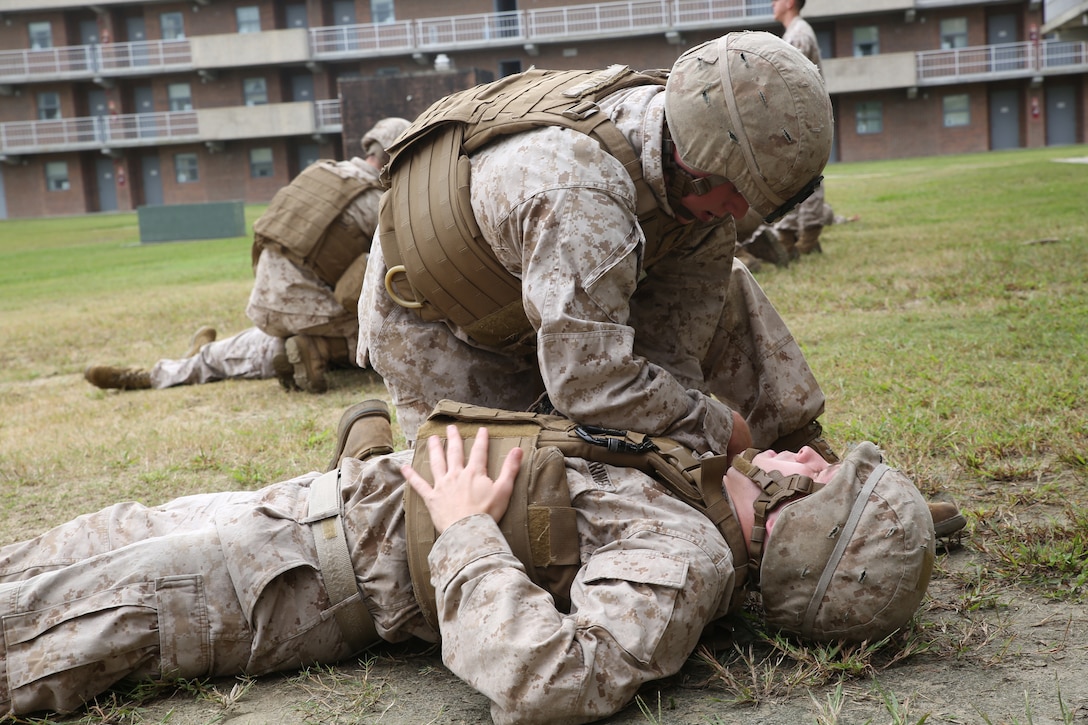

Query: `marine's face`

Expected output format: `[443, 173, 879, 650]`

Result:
[752, 446, 841, 485]
[672, 148, 751, 224]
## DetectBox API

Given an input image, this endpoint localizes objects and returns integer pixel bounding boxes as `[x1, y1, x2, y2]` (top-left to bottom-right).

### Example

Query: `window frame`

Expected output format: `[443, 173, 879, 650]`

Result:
[243, 77, 269, 106]
[942, 93, 971, 127]
[370, 0, 395, 24]
[174, 152, 199, 183]
[940, 18, 969, 50]
[28, 21, 53, 50]
[855, 101, 884, 135]
[167, 83, 193, 112]
[249, 147, 274, 178]
[236, 6, 261, 33]
[37, 91, 61, 120]
[853, 26, 880, 57]
[161, 12, 185, 40]
[45, 161, 70, 191]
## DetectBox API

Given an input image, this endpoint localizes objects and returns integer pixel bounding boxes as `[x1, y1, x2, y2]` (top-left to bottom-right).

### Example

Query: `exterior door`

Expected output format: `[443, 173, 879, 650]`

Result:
[296, 143, 319, 176]
[286, 3, 309, 28]
[79, 19, 101, 73]
[127, 16, 148, 66]
[989, 88, 1021, 150]
[0, 170, 7, 220]
[87, 88, 109, 143]
[987, 14, 1019, 72]
[290, 73, 315, 102]
[1046, 84, 1077, 145]
[134, 85, 156, 138]
[141, 154, 163, 206]
[95, 156, 118, 212]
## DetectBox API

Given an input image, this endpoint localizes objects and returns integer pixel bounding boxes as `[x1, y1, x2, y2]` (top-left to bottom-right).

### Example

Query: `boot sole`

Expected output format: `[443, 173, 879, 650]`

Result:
[933, 513, 967, 538]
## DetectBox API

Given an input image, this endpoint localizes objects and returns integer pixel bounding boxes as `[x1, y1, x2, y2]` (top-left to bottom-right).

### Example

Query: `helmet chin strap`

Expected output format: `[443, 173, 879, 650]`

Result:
[730, 449, 821, 587]
[662, 132, 731, 221]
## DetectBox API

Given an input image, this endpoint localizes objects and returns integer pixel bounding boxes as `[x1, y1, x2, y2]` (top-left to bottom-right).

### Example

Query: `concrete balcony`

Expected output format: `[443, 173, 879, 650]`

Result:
[1042, 0, 1088, 33]
[0, 101, 326, 158]
[824, 53, 918, 94]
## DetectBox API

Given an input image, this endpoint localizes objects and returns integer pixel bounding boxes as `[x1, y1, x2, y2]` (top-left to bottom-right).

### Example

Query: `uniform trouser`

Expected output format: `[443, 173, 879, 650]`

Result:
[363, 256, 824, 447]
[775, 184, 827, 233]
[149, 327, 285, 389]
[0, 495, 352, 716]
[246, 248, 360, 355]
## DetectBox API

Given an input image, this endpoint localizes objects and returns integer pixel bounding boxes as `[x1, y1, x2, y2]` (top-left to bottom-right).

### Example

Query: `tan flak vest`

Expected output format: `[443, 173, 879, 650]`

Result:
[378, 66, 709, 352]
[403, 401, 752, 631]
[253, 160, 383, 287]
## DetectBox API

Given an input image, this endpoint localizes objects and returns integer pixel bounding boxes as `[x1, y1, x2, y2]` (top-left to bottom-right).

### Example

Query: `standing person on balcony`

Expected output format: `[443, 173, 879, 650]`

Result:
[84, 117, 410, 395]
[359, 31, 840, 463]
[770, 0, 847, 258]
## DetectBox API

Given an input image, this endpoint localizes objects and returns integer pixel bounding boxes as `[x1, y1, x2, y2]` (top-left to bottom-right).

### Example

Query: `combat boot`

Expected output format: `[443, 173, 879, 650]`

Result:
[745, 227, 790, 268]
[797, 226, 824, 255]
[84, 365, 152, 390]
[327, 399, 394, 471]
[285, 336, 351, 394]
[776, 229, 801, 261]
[183, 325, 217, 358]
[271, 349, 298, 391]
[771, 419, 839, 464]
[928, 501, 967, 538]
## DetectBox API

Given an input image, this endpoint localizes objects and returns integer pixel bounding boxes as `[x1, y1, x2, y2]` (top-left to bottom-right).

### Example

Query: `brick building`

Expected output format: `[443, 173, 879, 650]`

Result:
[0, 0, 1085, 218]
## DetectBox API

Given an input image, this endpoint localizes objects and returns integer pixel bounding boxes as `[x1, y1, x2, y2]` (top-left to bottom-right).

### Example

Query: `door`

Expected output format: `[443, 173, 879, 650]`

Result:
[96, 156, 118, 212]
[1046, 84, 1077, 145]
[141, 154, 163, 206]
[87, 88, 109, 143]
[134, 85, 156, 139]
[295, 143, 319, 176]
[494, 0, 519, 38]
[127, 16, 148, 66]
[79, 18, 101, 72]
[290, 73, 315, 102]
[0, 169, 7, 220]
[988, 14, 1020, 72]
[989, 89, 1021, 150]
[286, 3, 309, 28]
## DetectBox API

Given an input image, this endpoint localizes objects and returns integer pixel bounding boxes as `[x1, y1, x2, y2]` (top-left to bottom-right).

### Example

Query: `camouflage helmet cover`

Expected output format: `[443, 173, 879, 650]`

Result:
[759, 442, 935, 642]
[360, 117, 411, 155]
[664, 31, 833, 222]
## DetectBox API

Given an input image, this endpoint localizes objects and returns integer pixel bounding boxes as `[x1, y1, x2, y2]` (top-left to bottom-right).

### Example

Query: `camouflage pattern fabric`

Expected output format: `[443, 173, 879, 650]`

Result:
[247, 157, 383, 352]
[149, 326, 284, 388]
[360, 86, 825, 451]
[0, 451, 736, 722]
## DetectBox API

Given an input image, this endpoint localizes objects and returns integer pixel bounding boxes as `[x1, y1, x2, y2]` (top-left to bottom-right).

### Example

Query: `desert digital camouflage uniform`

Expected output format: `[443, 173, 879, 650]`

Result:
[361, 84, 825, 452]
[774, 15, 830, 238]
[0, 450, 733, 723]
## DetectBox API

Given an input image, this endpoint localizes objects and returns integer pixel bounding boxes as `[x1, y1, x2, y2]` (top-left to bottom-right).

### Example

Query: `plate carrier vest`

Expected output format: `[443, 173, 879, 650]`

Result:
[404, 400, 753, 631]
[253, 160, 383, 287]
[378, 65, 712, 351]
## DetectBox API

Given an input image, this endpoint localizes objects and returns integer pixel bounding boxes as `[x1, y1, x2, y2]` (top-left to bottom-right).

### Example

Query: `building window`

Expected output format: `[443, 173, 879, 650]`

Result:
[498, 59, 522, 77]
[37, 92, 61, 120]
[243, 78, 268, 106]
[161, 12, 185, 40]
[237, 6, 261, 33]
[250, 147, 274, 178]
[943, 94, 970, 127]
[853, 26, 879, 56]
[175, 153, 199, 183]
[856, 102, 883, 134]
[168, 83, 192, 111]
[28, 21, 53, 49]
[45, 161, 70, 191]
[371, 0, 394, 24]
[940, 18, 968, 49]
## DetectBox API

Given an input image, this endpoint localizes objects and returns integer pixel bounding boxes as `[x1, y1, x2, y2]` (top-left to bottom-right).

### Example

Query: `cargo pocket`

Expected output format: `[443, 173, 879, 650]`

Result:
[3, 581, 163, 713]
[157, 575, 211, 678]
[578, 548, 688, 665]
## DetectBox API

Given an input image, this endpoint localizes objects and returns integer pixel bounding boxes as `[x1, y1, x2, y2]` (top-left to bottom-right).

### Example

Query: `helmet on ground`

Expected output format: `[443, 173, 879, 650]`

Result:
[360, 117, 411, 156]
[664, 31, 833, 223]
[741, 442, 935, 642]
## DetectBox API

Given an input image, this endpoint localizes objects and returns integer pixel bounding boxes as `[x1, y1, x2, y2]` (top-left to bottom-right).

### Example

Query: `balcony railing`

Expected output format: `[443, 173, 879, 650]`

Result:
[0, 111, 199, 154]
[0, 40, 192, 82]
[314, 99, 342, 131]
[917, 38, 1088, 83]
[1, 0, 772, 81]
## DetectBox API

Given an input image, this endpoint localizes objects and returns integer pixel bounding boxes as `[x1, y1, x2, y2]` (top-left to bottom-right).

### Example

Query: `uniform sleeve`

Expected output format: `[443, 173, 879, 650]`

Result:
[429, 513, 731, 725]
[471, 127, 737, 455]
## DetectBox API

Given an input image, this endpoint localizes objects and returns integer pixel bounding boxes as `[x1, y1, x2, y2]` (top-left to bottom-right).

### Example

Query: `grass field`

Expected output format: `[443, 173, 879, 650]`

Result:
[0, 145, 1086, 723]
